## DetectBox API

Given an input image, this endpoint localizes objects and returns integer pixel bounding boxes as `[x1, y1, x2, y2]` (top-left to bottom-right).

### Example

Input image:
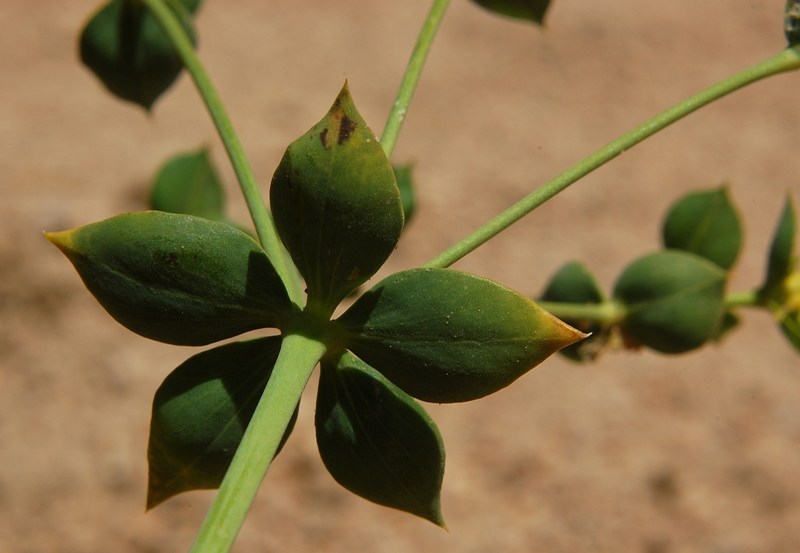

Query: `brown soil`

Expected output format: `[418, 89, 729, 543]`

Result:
[2, 1, 799, 552]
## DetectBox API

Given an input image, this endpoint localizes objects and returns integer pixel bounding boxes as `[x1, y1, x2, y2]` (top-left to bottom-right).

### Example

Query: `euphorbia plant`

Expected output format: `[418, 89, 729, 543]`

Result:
[46, 0, 800, 551]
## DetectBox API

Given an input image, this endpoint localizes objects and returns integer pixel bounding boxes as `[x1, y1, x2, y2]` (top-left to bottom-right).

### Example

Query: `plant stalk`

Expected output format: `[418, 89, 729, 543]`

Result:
[142, 0, 304, 304]
[380, 0, 451, 158]
[425, 47, 800, 269]
[189, 333, 327, 553]
[538, 289, 771, 325]
[536, 300, 626, 325]
[725, 289, 763, 309]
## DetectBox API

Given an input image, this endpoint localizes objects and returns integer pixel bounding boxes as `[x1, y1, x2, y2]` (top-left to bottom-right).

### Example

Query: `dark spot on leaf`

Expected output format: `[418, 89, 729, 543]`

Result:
[338, 115, 356, 145]
[320, 128, 329, 148]
[156, 251, 179, 268]
[346, 267, 361, 283]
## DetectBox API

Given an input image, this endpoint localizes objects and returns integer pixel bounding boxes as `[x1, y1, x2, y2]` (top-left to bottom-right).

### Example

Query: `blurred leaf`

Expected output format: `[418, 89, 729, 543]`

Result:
[46, 211, 291, 345]
[150, 148, 225, 220]
[763, 196, 796, 290]
[338, 268, 586, 403]
[662, 186, 743, 270]
[712, 311, 740, 343]
[79, 0, 199, 109]
[147, 337, 294, 508]
[613, 250, 727, 354]
[779, 308, 800, 351]
[540, 261, 608, 362]
[469, 0, 551, 24]
[316, 352, 445, 526]
[270, 83, 403, 310]
[178, 0, 203, 14]
[786, 0, 800, 45]
[393, 164, 416, 224]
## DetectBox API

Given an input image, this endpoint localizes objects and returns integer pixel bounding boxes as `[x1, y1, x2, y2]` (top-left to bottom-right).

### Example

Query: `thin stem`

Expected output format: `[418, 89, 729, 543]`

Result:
[425, 47, 800, 269]
[380, 0, 451, 158]
[142, 0, 304, 304]
[189, 333, 327, 553]
[536, 300, 626, 325]
[538, 290, 770, 325]
[725, 289, 763, 310]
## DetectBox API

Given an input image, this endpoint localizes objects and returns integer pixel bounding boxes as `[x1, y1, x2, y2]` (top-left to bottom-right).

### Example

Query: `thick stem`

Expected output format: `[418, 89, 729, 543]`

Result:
[189, 333, 327, 553]
[142, 0, 304, 304]
[380, 0, 451, 158]
[425, 47, 800, 269]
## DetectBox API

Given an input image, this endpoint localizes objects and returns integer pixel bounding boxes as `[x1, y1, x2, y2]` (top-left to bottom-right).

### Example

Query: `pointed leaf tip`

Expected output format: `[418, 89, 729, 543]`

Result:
[270, 83, 403, 309]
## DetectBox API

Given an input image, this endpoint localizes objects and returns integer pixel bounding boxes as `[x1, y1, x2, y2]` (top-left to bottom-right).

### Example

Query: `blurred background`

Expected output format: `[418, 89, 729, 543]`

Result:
[1, 1, 799, 551]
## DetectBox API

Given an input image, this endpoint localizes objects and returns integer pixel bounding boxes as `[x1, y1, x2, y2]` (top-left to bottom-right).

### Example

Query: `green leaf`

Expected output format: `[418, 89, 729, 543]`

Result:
[763, 196, 796, 290]
[147, 337, 294, 508]
[613, 250, 727, 354]
[270, 83, 404, 310]
[79, 0, 199, 109]
[393, 164, 416, 224]
[779, 307, 800, 352]
[712, 311, 741, 343]
[46, 211, 291, 345]
[662, 186, 743, 270]
[786, 0, 800, 46]
[540, 261, 608, 362]
[338, 268, 586, 403]
[469, 0, 551, 25]
[757, 197, 799, 351]
[150, 148, 225, 220]
[316, 352, 445, 526]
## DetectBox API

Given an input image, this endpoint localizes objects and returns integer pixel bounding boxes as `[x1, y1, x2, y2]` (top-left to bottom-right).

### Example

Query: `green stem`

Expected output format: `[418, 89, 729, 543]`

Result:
[725, 289, 763, 309]
[189, 333, 327, 553]
[142, 0, 304, 304]
[538, 289, 768, 325]
[536, 300, 625, 325]
[380, 0, 451, 158]
[425, 47, 800, 269]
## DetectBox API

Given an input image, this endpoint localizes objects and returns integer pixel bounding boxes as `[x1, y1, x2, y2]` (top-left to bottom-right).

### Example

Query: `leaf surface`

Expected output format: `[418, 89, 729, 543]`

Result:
[147, 337, 293, 508]
[46, 211, 291, 345]
[338, 268, 585, 403]
[662, 186, 742, 270]
[270, 83, 403, 310]
[613, 250, 726, 353]
[316, 352, 445, 525]
[79, 0, 200, 109]
[393, 164, 416, 224]
[764, 196, 796, 290]
[469, 0, 551, 24]
[150, 148, 225, 220]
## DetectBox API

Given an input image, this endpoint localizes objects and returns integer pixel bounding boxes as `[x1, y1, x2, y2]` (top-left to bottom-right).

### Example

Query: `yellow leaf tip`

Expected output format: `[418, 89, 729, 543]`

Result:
[43, 229, 74, 251]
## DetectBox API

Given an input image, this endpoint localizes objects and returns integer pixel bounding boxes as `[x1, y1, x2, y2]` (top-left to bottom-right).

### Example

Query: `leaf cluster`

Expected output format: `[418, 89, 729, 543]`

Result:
[541, 187, 800, 360]
[48, 84, 583, 524]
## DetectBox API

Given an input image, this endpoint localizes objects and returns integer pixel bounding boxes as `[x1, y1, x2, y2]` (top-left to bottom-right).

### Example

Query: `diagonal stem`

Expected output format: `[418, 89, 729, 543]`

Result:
[142, 0, 304, 304]
[381, 0, 452, 158]
[425, 47, 800, 269]
[189, 333, 327, 553]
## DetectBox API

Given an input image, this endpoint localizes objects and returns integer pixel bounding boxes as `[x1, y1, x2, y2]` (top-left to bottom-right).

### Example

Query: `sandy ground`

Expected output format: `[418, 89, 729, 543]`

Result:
[2, 1, 800, 552]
